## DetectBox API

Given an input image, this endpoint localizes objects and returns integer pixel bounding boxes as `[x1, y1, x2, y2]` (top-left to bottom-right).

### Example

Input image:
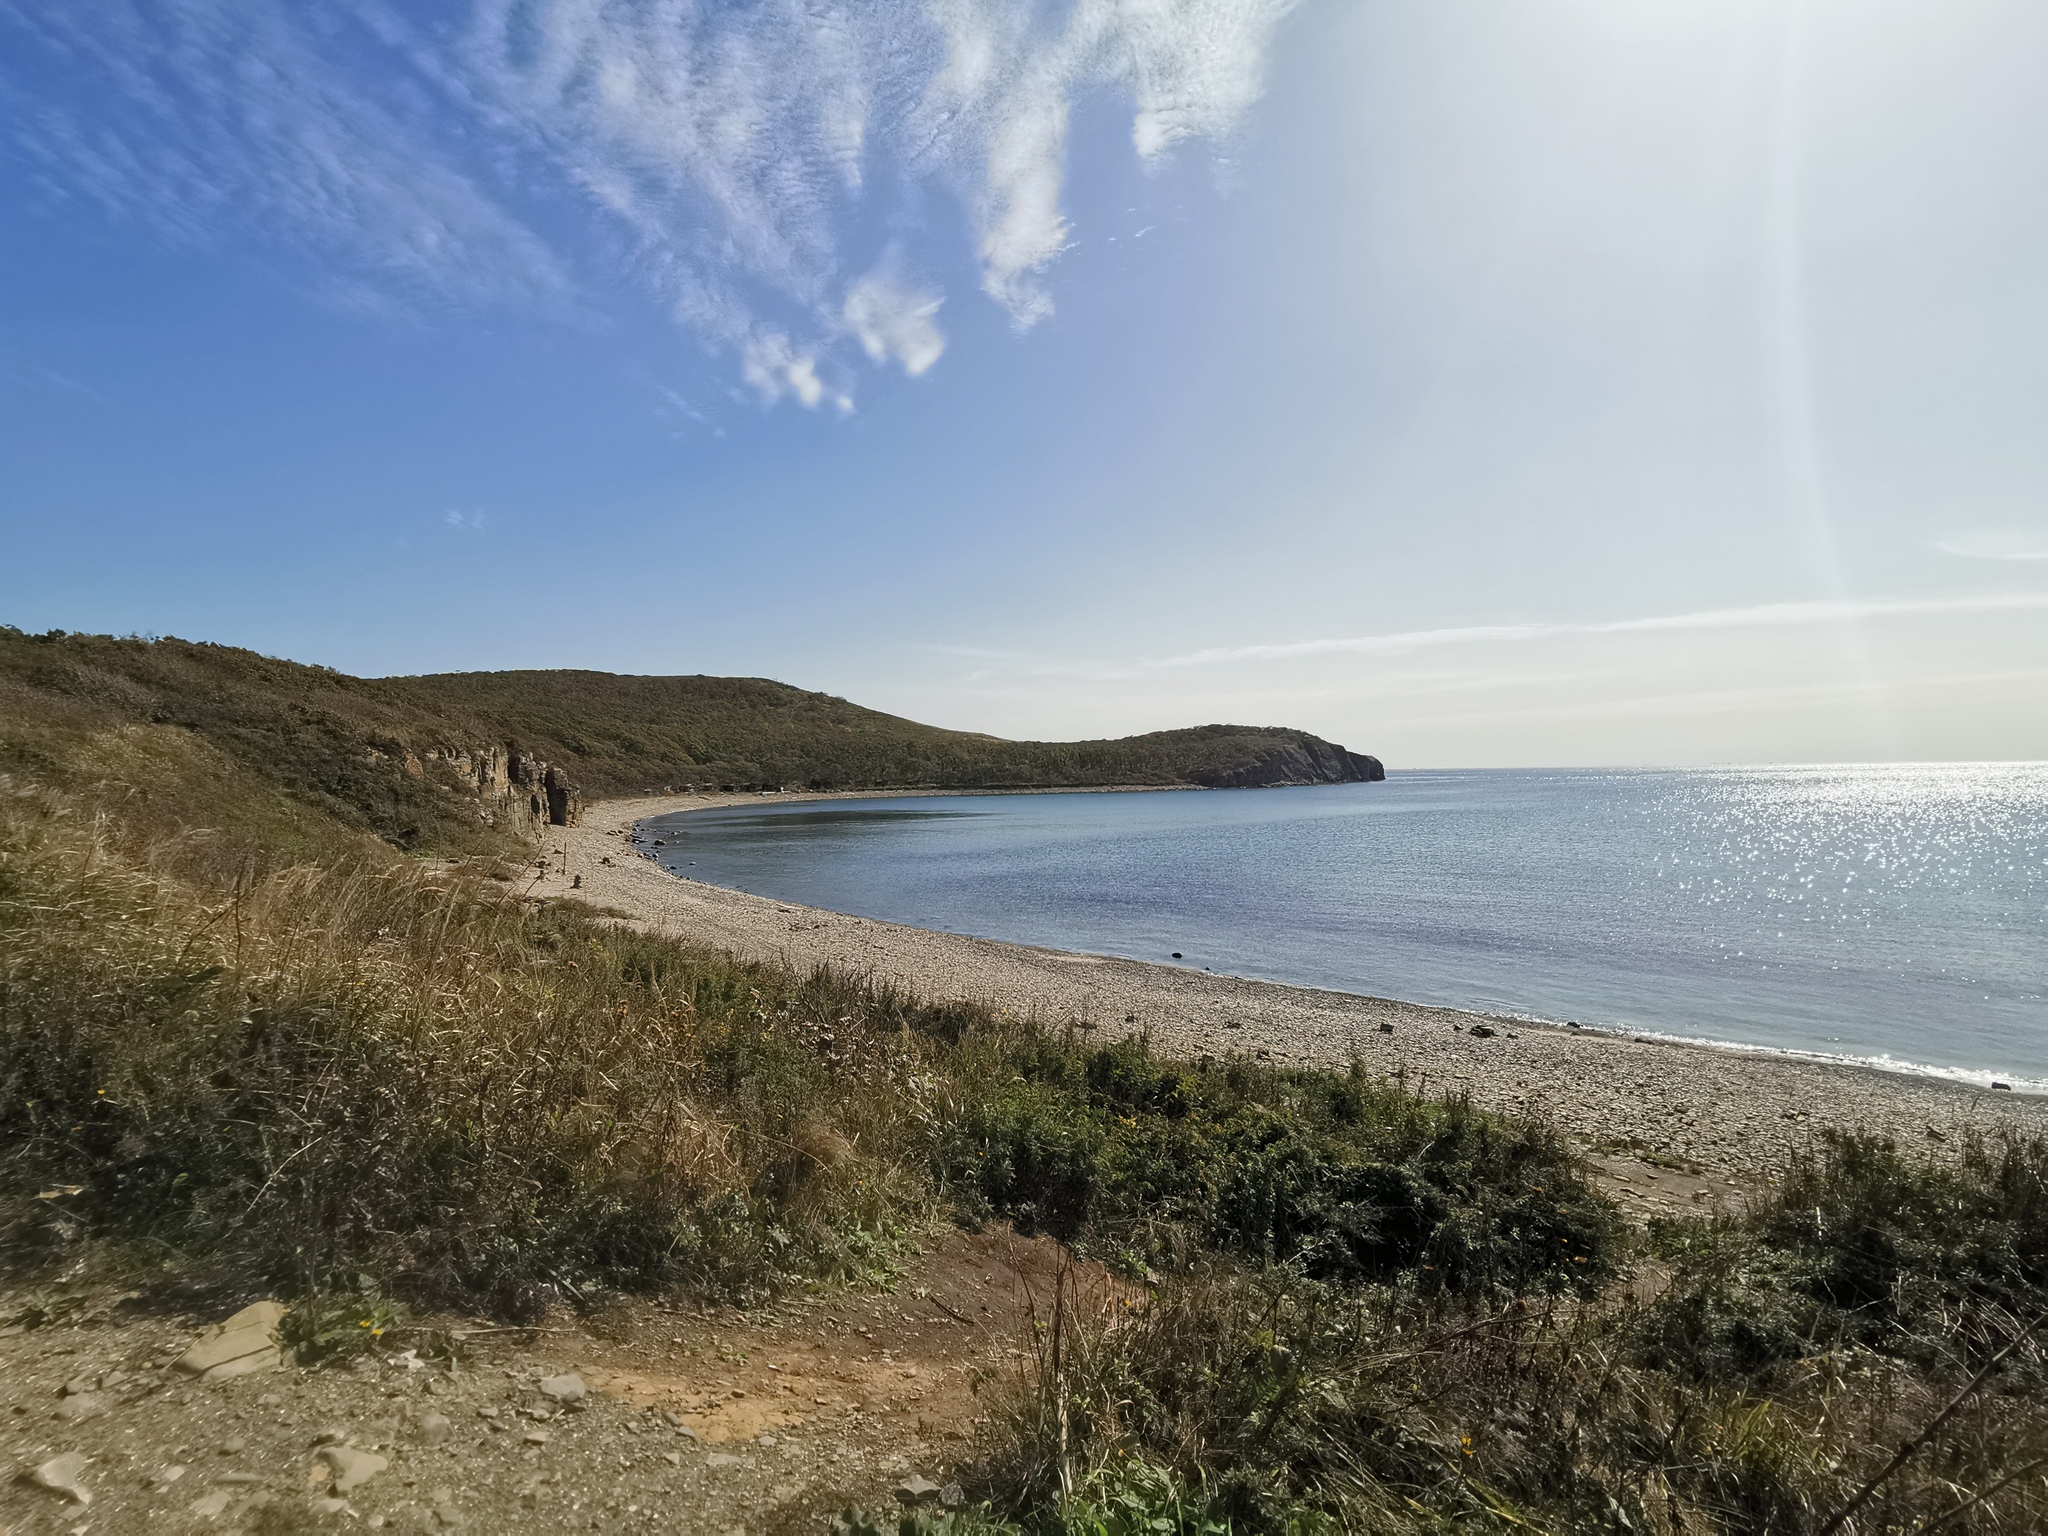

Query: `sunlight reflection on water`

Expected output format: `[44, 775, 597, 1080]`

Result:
[646, 765, 2048, 1089]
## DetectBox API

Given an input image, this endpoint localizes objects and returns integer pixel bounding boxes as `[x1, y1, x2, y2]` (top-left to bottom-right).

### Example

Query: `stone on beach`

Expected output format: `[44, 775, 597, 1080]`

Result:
[174, 1299, 288, 1381]
[538, 1372, 587, 1403]
[24, 1451, 93, 1505]
[316, 1443, 389, 1493]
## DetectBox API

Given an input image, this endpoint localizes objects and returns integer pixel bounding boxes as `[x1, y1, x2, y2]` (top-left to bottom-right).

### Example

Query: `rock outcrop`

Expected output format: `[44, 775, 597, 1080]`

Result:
[425, 744, 583, 829]
[1186, 735, 1384, 789]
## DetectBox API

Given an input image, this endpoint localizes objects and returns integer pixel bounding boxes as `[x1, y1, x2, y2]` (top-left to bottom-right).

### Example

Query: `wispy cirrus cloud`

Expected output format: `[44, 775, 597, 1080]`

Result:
[0, 0, 1296, 406]
[1935, 533, 2048, 562]
[928, 591, 2048, 682]
[1152, 592, 2048, 668]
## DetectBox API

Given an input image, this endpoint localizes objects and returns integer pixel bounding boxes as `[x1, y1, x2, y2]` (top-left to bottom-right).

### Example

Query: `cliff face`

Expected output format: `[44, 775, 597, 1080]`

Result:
[1186, 736, 1385, 789]
[418, 744, 583, 829]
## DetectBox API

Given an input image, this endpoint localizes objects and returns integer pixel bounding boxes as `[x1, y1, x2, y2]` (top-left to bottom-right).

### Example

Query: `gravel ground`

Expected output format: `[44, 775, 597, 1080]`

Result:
[1, 1229, 1083, 1534]
[541, 792, 2048, 1189]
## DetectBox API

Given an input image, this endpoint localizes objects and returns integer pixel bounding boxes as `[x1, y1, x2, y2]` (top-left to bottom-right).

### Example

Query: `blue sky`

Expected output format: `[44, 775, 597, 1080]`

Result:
[3, 0, 2046, 766]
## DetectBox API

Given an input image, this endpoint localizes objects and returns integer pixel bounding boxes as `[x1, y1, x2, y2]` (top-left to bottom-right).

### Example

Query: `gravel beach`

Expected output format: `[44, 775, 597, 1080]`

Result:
[541, 792, 2048, 1191]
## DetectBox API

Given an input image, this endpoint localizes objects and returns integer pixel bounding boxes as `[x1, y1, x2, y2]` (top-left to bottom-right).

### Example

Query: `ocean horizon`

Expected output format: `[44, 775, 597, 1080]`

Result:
[644, 763, 2048, 1094]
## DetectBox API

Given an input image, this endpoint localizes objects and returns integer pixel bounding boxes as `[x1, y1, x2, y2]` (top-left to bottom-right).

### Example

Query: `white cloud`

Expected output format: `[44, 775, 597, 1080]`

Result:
[0, 0, 1297, 400]
[922, 0, 1296, 324]
[743, 331, 849, 413]
[1936, 533, 2048, 562]
[1152, 592, 2048, 668]
[923, 591, 2048, 683]
[844, 269, 946, 376]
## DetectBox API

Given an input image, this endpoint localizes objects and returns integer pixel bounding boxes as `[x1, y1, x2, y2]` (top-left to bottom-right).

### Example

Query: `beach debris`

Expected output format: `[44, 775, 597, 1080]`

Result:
[174, 1299, 287, 1381]
[1469, 1025, 1496, 1039]
[190, 1487, 236, 1518]
[54, 1390, 106, 1421]
[23, 1451, 93, 1505]
[317, 1443, 388, 1493]
[1377, 1021, 1394, 1033]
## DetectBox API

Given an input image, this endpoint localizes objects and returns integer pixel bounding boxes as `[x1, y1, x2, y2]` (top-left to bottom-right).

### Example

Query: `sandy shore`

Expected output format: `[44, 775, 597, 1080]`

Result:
[531, 791, 2048, 1197]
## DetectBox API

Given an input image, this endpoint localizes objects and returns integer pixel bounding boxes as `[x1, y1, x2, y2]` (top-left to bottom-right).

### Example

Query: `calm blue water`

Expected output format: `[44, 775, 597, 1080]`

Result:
[642, 766, 2048, 1090]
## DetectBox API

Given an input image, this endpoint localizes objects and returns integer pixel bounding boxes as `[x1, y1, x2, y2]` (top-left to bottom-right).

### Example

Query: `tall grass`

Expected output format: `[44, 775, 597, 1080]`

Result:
[1, 773, 1600, 1325]
[1, 783, 934, 1308]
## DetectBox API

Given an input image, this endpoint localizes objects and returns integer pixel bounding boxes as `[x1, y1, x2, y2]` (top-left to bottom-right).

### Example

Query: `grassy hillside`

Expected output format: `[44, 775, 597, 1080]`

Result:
[3, 627, 2045, 1532]
[0, 629, 1381, 853]
[387, 668, 1381, 795]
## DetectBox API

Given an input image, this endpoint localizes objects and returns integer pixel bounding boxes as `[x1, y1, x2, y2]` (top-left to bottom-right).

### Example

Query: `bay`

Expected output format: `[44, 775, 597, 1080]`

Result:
[642, 765, 2048, 1089]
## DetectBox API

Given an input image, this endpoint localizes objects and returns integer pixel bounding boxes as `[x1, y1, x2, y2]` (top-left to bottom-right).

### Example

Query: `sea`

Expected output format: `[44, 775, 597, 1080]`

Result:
[639, 765, 2048, 1092]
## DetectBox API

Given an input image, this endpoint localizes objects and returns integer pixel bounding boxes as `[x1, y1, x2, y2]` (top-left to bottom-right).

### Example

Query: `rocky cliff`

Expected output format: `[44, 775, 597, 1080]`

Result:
[1186, 736, 1384, 789]
[415, 744, 583, 830]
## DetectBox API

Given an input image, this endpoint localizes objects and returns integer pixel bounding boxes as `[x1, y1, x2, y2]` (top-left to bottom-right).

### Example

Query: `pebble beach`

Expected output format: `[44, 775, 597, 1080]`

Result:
[542, 792, 2048, 1192]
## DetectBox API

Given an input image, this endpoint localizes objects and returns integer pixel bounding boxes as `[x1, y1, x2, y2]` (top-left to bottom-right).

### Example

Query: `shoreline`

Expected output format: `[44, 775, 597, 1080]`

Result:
[534, 790, 2048, 1191]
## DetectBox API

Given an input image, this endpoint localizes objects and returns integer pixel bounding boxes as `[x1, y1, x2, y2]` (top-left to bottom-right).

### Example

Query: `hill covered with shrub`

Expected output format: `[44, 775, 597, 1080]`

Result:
[0, 628, 1381, 852]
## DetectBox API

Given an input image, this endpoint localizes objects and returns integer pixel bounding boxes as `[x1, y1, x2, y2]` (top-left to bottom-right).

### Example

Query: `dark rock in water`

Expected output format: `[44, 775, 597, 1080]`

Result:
[1469, 1025, 1496, 1039]
[1170, 951, 1182, 959]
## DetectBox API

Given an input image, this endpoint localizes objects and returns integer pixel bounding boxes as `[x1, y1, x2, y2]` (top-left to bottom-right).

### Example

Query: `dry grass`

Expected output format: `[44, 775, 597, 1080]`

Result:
[0, 773, 944, 1311]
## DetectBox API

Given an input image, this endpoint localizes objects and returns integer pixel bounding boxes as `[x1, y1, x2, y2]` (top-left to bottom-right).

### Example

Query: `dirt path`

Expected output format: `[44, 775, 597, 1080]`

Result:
[0, 1230, 1101, 1535]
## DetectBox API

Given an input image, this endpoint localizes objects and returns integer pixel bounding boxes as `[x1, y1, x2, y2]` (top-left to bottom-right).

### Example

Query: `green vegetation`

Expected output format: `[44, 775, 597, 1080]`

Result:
[3, 628, 2043, 1532]
[0, 763, 1586, 1317]
[0, 628, 1381, 856]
